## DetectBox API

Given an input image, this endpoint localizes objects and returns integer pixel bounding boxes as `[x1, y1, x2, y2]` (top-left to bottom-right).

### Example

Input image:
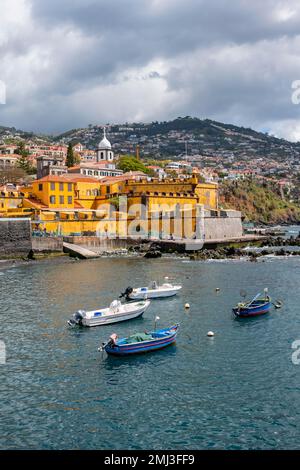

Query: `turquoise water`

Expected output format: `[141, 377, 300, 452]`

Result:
[0, 256, 300, 450]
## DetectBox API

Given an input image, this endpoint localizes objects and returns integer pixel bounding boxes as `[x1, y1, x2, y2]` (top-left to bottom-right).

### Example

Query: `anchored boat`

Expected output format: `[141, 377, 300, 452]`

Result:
[120, 280, 182, 300]
[233, 289, 272, 318]
[68, 299, 150, 327]
[99, 323, 179, 356]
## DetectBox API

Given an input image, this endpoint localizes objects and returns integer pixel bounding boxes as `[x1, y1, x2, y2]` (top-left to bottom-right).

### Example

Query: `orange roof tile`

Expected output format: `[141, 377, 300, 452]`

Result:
[24, 198, 48, 209]
[35, 175, 74, 183]
[64, 175, 100, 183]
[35, 174, 99, 184]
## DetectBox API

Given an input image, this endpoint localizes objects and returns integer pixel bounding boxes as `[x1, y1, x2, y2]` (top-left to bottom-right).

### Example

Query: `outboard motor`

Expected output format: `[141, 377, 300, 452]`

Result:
[98, 333, 118, 352]
[119, 286, 133, 300]
[67, 310, 85, 327]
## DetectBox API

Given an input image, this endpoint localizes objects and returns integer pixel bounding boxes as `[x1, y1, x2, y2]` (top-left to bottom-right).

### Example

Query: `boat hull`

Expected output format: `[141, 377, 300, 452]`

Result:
[75, 301, 150, 327]
[82, 307, 146, 326]
[129, 286, 182, 300]
[105, 326, 178, 356]
[233, 301, 271, 318]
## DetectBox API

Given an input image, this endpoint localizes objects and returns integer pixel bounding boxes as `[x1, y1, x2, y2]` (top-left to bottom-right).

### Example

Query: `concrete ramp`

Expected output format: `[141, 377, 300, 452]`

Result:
[63, 242, 100, 259]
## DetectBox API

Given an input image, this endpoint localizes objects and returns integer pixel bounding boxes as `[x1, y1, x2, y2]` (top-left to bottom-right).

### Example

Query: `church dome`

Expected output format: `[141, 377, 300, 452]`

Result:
[98, 127, 111, 150]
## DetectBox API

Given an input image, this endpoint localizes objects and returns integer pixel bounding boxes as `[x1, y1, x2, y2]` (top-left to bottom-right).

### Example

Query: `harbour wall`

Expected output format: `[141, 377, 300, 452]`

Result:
[62, 236, 139, 253]
[0, 213, 245, 258]
[31, 237, 63, 253]
[0, 218, 32, 258]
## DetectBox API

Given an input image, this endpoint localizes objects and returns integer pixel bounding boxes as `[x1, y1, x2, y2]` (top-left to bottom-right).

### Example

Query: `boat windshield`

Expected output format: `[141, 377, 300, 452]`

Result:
[150, 281, 158, 289]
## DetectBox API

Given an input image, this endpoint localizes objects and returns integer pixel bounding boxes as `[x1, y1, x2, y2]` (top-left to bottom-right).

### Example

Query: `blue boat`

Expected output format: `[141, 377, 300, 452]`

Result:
[99, 324, 179, 356]
[233, 290, 272, 318]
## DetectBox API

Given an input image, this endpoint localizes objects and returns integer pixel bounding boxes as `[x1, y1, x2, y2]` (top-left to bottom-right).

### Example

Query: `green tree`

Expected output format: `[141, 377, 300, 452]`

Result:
[15, 142, 33, 174]
[66, 143, 75, 167]
[108, 196, 120, 210]
[117, 155, 153, 175]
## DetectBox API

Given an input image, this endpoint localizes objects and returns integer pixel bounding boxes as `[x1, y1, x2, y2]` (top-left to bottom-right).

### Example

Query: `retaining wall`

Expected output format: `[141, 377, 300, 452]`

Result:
[62, 236, 140, 253]
[32, 237, 63, 253]
[0, 218, 32, 257]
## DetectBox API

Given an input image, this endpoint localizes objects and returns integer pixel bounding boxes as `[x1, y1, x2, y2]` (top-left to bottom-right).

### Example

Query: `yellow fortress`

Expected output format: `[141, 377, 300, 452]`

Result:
[0, 171, 242, 241]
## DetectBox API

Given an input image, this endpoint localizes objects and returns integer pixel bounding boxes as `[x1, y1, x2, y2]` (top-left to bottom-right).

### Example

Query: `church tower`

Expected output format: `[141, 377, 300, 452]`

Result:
[96, 127, 114, 162]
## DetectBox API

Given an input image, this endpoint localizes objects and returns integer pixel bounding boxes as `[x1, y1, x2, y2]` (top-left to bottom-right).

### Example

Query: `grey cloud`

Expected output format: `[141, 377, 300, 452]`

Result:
[1, 0, 300, 138]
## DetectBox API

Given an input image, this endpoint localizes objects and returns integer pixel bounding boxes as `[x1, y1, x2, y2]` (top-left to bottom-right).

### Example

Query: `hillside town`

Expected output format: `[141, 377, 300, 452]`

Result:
[0, 125, 246, 245]
[1, 118, 300, 204]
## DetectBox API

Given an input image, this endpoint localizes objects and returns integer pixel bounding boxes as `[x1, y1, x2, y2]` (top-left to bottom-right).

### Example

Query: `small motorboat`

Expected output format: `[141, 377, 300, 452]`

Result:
[99, 323, 179, 356]
[120, 280, 182, 300]
[233, 289, 272, 318]
[68, 299, 150, 327]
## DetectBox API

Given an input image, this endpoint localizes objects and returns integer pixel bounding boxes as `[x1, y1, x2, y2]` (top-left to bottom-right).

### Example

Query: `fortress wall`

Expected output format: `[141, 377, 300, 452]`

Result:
[204, 212, 243, 240]
[0, 218, 32, 257]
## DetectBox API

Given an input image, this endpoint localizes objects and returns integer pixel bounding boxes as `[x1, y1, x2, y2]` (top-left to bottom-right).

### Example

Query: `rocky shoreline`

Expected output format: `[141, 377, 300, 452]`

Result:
[189, 235, 300, 261]
[2, 235, 300, 267]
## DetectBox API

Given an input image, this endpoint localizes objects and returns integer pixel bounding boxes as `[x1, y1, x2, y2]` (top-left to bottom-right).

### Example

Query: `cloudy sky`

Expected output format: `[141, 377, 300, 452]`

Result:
[1, 0, 300, 139]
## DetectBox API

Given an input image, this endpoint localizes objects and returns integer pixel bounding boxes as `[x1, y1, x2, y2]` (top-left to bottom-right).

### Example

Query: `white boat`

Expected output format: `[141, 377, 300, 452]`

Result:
[68, 299, 150, 327]
[120, 281, 182, 300]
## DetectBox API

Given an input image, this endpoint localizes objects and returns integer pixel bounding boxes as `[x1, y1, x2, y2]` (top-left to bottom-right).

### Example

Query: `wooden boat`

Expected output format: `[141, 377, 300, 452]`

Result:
[233, 290, 271, 318]
[99, 324, 179, 356]
[68, 299, 150, 327]
[120, 281, 182, 300]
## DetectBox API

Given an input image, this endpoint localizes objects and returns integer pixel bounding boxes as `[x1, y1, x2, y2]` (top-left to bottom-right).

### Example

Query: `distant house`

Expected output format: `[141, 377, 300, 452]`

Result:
[36, 155, 68, 179]
[147, 165, 167, 179]
[0, 154, 18, 168]
[68, 162, 123, 179]
[73, 142, 84, 153]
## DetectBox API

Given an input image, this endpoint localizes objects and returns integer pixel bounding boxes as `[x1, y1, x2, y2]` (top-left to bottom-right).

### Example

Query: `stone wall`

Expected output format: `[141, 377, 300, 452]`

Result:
[203, 210, 243, 240]
[0, 218, 32, 258]
[32, 237, 63, 253]
[63, 236, 139, 253]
